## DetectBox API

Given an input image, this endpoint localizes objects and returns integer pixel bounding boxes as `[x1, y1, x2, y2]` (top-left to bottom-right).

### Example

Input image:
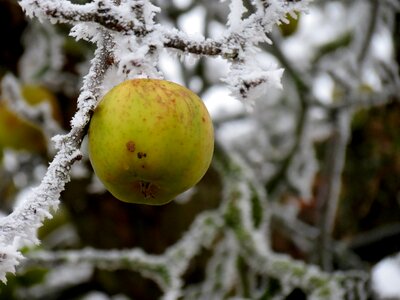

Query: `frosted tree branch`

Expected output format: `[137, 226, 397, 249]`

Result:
[19, 0, 311, 103]
[23, 248, 169, 291]
[20, 0, 309, 60]
[0, 28, 114, 282]
[214, 143, 369, 299]
[21, 210, 223, 299]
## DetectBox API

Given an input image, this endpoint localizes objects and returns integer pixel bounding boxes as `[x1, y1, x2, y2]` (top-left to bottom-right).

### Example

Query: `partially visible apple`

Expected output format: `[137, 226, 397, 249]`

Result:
[279, 13, 300, 37]
[88, 79, 214, 205]
[0, 84, 61, 154]
[21, 84, 62, 122]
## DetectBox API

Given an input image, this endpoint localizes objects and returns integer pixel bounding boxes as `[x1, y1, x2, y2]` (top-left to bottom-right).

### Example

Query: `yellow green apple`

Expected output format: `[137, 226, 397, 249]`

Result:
[0, 85, 60, 154]
[88, 79, 214, 205]
[279, 13, 300, 37]
[21, 84, 62, 122]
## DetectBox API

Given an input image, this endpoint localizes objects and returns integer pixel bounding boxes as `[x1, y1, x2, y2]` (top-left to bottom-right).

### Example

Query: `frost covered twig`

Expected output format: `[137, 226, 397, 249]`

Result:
[214, 143, 369, 299]
[20, 0, 311, 103]
[24, 248, 168, 291]
[20, 0, 308, 59]
[0, 29, 114, 282]
[21, 210, 223, 299]
[20, 0, 236, 58]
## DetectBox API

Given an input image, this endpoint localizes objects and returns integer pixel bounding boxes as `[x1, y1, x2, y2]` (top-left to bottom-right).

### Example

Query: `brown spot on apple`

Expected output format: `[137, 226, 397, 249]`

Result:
[137, 152, 147, 159]
[137, 181, 158, 199]
[126, 141, 135, 152]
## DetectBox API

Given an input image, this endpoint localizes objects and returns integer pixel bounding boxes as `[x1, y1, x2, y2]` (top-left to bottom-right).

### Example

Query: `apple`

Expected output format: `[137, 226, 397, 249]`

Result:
[0, 103, 46, 153]
[0, 84, 60, 154]
[88, 79, 214, 205]
[21, 84, 62, 122]
[279, 13, 300, 37]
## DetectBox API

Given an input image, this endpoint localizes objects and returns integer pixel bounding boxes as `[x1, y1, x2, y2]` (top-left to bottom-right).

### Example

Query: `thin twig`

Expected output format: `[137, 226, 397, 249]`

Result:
[357, 0, 379, 65]
[315, 109, 352, 271]
[265, 38, 312, 194]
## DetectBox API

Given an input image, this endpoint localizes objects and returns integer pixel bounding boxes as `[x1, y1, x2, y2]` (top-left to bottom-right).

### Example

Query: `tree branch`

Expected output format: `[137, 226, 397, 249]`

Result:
[0, 29, 115, 281]
[315, 109, 352, 271]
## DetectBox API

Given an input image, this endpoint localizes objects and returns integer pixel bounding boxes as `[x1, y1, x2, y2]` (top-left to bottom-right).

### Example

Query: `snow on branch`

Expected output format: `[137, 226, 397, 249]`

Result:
[223, 59, 284, 102]
[24, 248, 169, 291]
[215, 145, 369, 299]
[21, 211, 223, 298]
[19, 0, 311, 103]
[0, 29, 114, 282]
[19, 0, 156, 34]
[0, 144, 81, 282]
[221, 0, 311, 102]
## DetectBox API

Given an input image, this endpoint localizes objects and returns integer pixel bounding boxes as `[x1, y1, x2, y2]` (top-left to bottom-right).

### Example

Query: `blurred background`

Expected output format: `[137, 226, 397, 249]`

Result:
[0, 0, 399, 299]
